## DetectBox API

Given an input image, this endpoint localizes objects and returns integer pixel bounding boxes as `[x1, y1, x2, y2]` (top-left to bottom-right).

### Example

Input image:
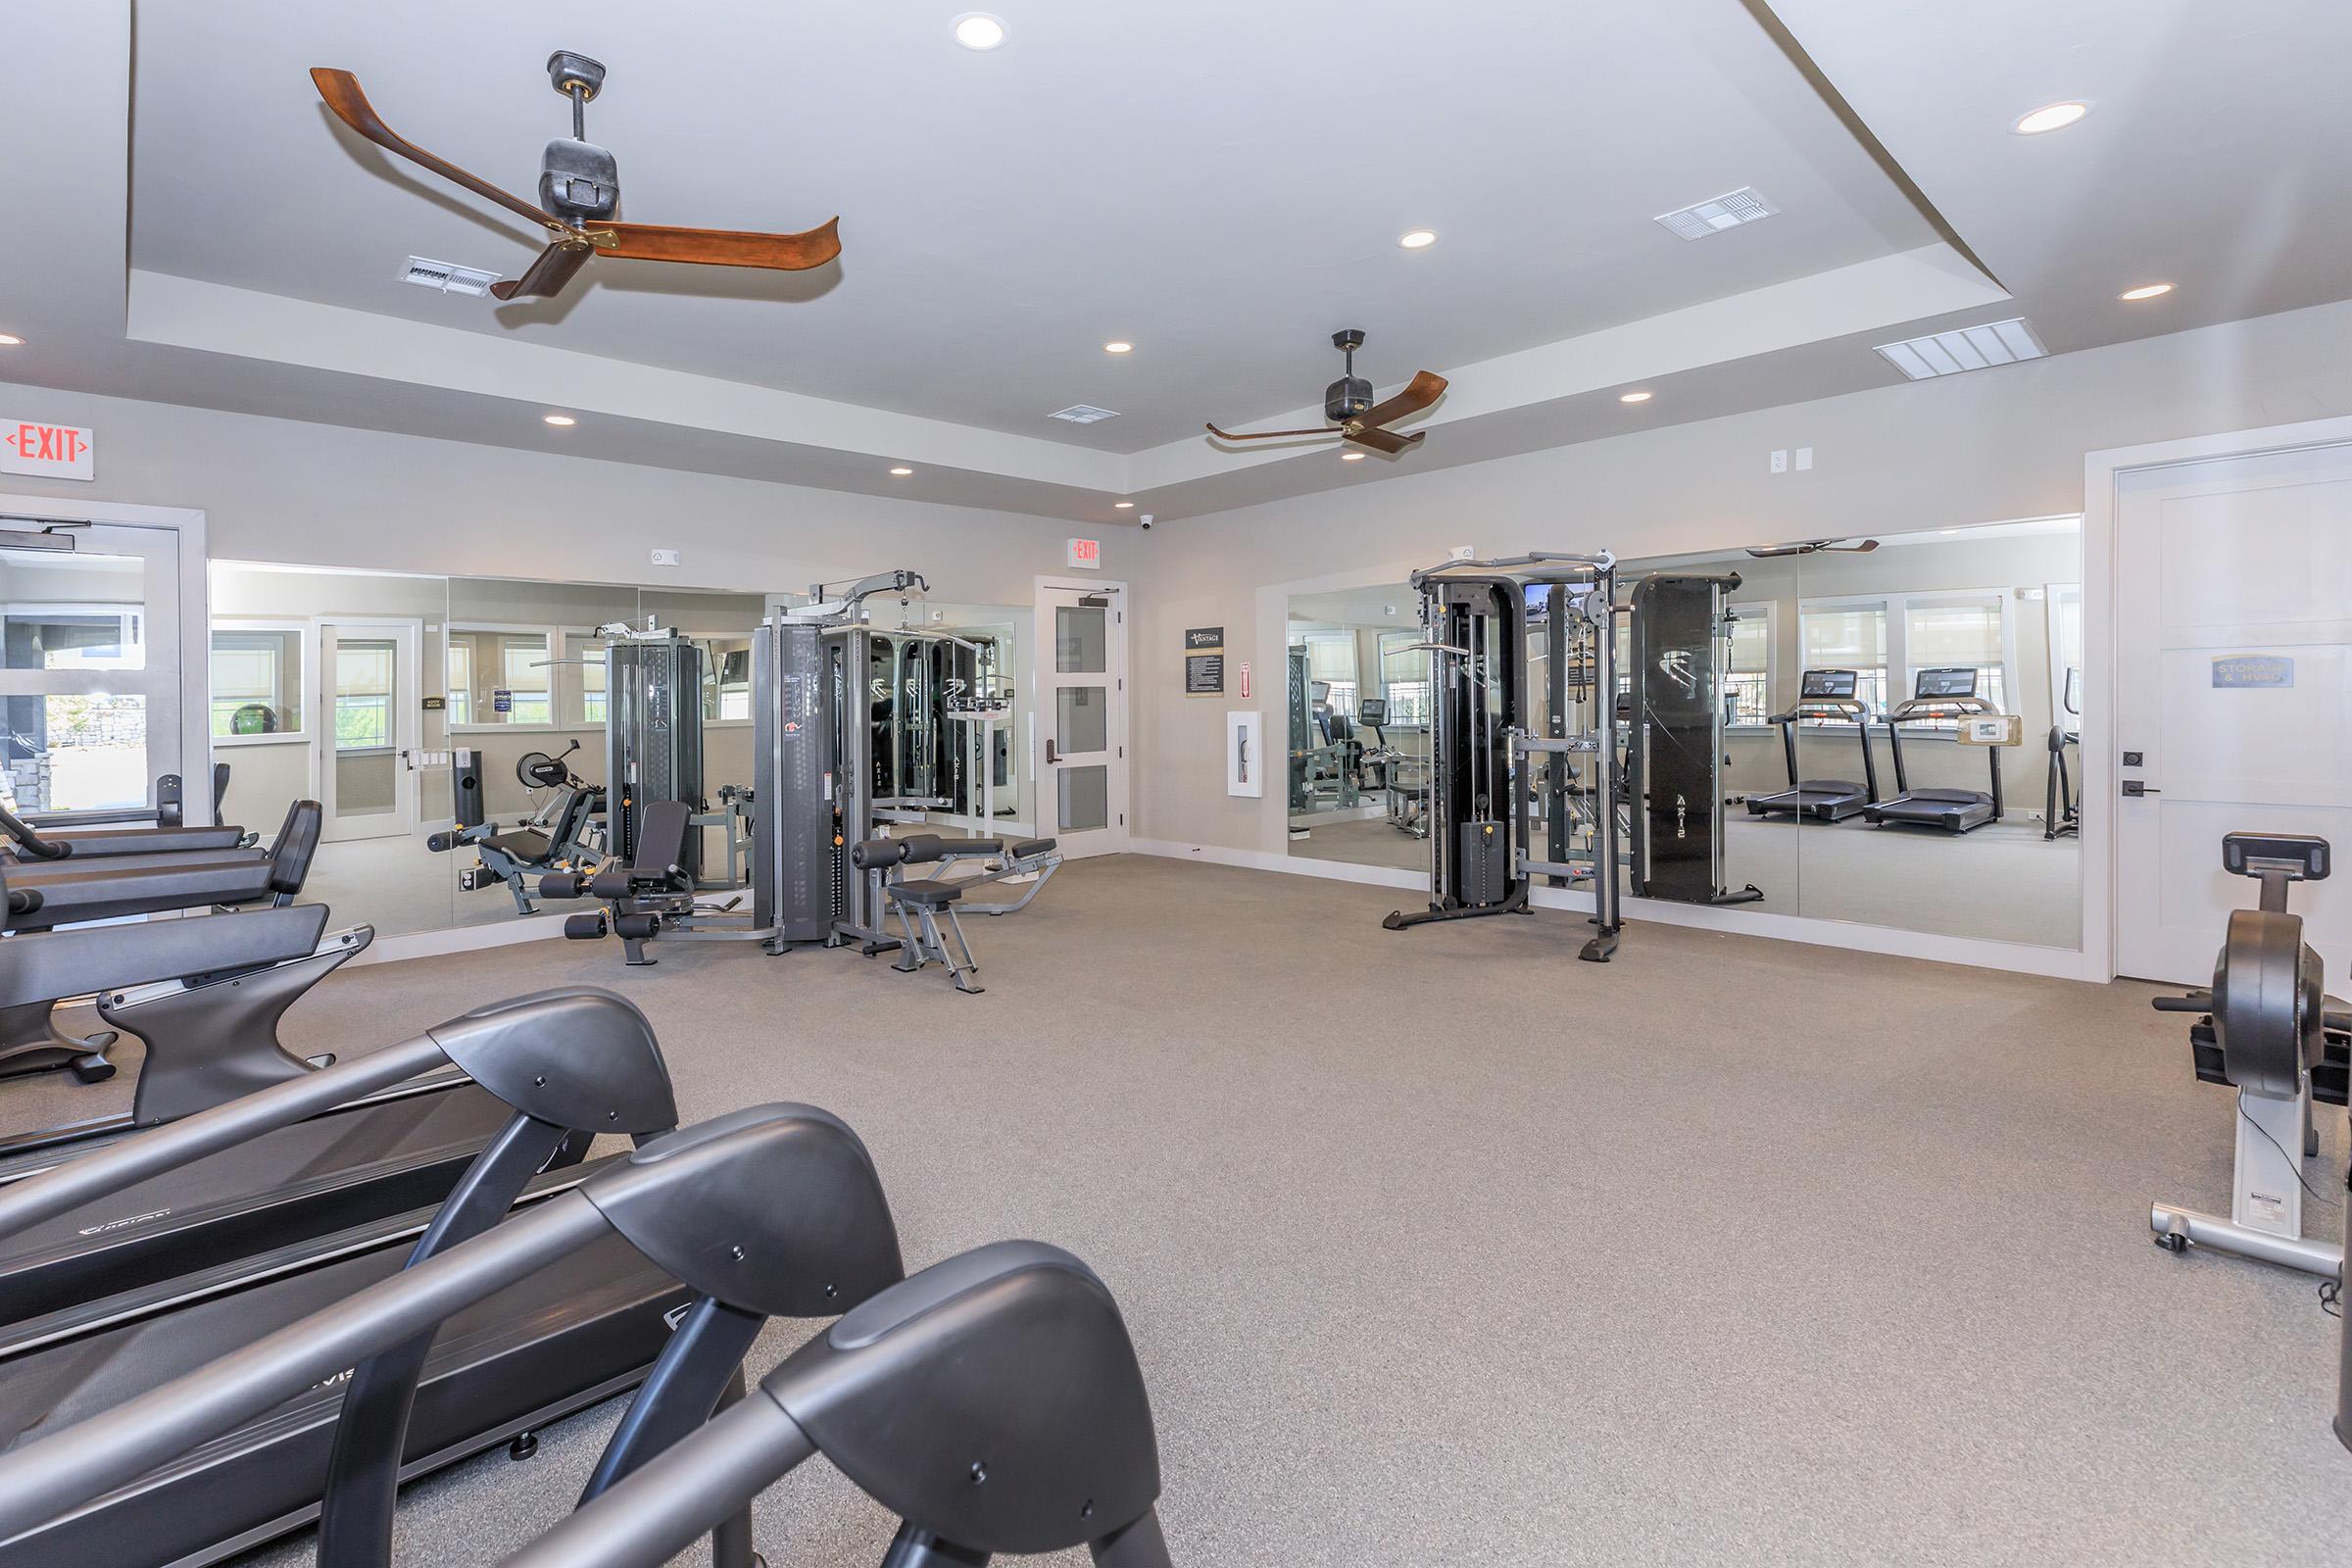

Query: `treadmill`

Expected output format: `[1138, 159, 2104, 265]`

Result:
[1745, 668, 1881, 822]
[1866, 666, 2004, 833]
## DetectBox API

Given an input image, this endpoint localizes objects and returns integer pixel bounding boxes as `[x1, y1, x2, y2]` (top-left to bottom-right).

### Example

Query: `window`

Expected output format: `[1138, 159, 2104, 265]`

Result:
[446, 628, 552, 726]
[1799, 601, 1888, 722]
[1903, 595, 2006, 727]
[1300, 630, 1358, 718]
[1, 607, 144, 672]
[334, 642, 395, 750]
[572, 637, 609, 726]
[702, 637, 753, 722]
[1379, 630, 1430, 725]
[445, 642, 473, 726]
[1723, 603, 1772, 728]
[2045, 583, 2082, 718]
[210, 626, 304, 738]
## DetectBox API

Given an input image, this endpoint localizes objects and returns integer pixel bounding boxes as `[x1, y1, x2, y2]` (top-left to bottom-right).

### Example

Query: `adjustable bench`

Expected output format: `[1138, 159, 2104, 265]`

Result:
[845, 833, 1062, 995]
[541, 798, 694, 966]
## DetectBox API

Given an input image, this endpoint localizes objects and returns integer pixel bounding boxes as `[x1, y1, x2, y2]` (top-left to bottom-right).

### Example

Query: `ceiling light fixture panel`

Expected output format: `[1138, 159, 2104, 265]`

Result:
[1654, 187, 1778, 241]
[1048, 405, 1121, 424]
[1873, 318, 2048, 381]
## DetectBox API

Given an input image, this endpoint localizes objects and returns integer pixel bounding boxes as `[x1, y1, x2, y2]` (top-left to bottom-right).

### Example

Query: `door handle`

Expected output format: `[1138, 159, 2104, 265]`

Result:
[1046, 740, 1059, 765]
[2122, 781, 2160, 797]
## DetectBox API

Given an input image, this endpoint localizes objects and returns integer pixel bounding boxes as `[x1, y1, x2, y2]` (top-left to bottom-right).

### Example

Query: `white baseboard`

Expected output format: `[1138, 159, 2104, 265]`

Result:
[1128, 838, 2105, 983]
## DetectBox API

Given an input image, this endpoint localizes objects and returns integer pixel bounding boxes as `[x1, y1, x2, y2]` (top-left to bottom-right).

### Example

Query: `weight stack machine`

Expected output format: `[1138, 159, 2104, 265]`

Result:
[604, 631, 706, 882]
[1625, 574, 1762, 906]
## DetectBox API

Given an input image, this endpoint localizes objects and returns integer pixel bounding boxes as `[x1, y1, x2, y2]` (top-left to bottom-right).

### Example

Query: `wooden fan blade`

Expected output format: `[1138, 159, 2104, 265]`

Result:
[1345, 425, 1423, 456]
[600, 217, 843, 271]
[489, 242, 594, 301]
[1205, 422, 1341, 442]
[311, 69, 558, 229]
[1356, 370, 1448, 429]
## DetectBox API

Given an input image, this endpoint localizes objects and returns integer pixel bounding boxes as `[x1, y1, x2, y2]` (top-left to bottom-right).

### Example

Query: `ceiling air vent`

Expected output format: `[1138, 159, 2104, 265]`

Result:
[1047, 405, 1121, 425]
[1654, 187, 1779, 240]
[402, 256, 501, 297]
[1874, 318, 2049, 381]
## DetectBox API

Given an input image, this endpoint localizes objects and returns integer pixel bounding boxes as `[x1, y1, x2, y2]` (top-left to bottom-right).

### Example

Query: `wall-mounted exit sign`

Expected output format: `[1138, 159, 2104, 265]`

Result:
[1066, 537, 1101, 570]
[0, 419, 95, 481]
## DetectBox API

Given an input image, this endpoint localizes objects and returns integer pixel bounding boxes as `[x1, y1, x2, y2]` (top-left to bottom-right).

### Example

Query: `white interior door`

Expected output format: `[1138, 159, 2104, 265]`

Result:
[2115, 442, 2352, 981]
[0, 523, 182, 817]
[1035, 580, 1129, 858]
[318, 618, 420, 843]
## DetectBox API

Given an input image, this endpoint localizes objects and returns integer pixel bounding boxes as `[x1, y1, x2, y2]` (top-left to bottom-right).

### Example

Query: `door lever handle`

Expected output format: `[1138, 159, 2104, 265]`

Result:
[1046, 740, 1059, 765]
[2121, 781, 2160, 797]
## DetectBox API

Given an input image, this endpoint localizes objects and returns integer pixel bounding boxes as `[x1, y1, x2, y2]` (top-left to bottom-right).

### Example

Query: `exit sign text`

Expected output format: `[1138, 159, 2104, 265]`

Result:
[1, 419, 95, 481]
[1066, 537, 1101, 569]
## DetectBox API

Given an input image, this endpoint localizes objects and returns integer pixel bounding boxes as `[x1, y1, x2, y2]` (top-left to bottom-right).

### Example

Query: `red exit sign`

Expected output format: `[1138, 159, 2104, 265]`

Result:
[1, 419, 95, 481]
[1066, 536, 1101, 569]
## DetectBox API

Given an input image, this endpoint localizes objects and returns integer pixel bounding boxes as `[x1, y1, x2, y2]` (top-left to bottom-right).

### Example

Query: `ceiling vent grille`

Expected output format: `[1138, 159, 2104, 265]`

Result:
[402, 256, 501, 297]
[1654, 187, 1779, 240]
[1874, 318, 2049, 381]
[1047, 405, 1121, 425]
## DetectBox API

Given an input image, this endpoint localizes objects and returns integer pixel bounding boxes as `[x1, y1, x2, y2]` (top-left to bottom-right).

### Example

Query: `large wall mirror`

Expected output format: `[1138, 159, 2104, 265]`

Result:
[1284, 514, 2084, 951]
[208, 564, 1037, 942]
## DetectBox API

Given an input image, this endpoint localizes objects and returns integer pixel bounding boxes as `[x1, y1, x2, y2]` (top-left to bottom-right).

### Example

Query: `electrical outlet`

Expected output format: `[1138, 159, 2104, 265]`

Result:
[1770, 450, 1788, 474]
[1795, 447, 1814, 471]
[650, 548, 682, 567]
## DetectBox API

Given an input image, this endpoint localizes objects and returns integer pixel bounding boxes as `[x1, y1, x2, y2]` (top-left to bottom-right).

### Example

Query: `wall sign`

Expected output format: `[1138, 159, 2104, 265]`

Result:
[1, 419, 95, 481]
[2212, 655, 2293, 689]
[1066, 537, 1102, 570]
[1185, 653, 1225, 696]
[1185, 626, 1224, 651]
[492, 688, 514, 714]
[421, 696, 447, 711]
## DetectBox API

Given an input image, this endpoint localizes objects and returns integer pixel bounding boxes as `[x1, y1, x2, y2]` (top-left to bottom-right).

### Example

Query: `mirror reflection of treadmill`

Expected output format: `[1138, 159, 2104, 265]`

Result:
[1864, 666, 2004, 834]
[1745, 667, 1881, 822]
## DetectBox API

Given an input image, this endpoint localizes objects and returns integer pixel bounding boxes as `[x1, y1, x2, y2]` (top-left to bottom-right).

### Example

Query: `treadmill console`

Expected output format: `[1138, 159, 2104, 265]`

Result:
[1915, 667, 1981, 699]
[1799, 668, 1857, 699]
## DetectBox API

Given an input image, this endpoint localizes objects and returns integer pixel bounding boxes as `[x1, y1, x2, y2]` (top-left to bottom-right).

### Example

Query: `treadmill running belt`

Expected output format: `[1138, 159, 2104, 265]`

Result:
[0, 1220, 684, 1567]
[0, 1083, 517, 1328]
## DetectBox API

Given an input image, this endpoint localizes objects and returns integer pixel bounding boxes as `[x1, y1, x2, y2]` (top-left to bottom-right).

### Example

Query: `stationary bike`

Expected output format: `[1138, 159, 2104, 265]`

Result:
[2149, 832, 2352, 1276]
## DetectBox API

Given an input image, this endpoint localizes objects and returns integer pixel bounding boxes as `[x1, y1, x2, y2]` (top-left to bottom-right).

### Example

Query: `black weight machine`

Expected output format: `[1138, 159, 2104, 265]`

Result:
[431, 741, 607, 915]
[1384, 552, 1624, 962]
[1623, 572, 1762, 906]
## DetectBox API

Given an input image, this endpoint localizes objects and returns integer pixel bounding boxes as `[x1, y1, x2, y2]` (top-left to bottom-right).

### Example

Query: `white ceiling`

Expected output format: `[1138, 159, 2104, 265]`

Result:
[3, 1, 2344, 524]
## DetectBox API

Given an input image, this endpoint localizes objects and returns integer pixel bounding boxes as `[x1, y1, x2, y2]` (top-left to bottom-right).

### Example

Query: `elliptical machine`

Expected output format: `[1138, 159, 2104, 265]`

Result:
[2149, 832, 2351, 1276]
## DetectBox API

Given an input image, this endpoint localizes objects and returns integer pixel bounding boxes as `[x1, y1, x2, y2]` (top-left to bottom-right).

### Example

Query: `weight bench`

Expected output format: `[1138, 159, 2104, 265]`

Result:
[846, 833, 1061, 994]
[541, 799, 694, 966]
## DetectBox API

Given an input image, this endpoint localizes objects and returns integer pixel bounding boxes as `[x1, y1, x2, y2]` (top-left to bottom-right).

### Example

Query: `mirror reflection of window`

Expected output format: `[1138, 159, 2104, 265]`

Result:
[1377, 629, 1430, 724]
[210, 626, 304, 737]
[334, 641, 396, 750]
[445, 641, 473, 725]
[1798, 601, 1890, 720]
[572, 637, 610, 726]
[1724, 603, 1773, 728]
[1300, 630, 1358, 718]
[1902, 595, 2009, 728]
[701, 637, 753, 722]
[445, 628, 552, 726]
[2045, 584, 2082, 714]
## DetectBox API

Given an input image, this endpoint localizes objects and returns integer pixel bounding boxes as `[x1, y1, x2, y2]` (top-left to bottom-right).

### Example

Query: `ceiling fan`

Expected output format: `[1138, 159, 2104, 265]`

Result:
[310, 51, 841, 302]
[1205, 331, 1447, 456]
[1745, 538, 1880, 559]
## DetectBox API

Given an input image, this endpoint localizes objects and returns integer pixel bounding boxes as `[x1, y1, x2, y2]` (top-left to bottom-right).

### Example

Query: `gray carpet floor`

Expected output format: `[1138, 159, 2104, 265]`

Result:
[14, 856, 2347, 1566]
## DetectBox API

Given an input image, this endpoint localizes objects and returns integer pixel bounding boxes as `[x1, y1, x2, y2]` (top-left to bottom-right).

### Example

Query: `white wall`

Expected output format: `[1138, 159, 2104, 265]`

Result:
[1141, 298, 2352, 855]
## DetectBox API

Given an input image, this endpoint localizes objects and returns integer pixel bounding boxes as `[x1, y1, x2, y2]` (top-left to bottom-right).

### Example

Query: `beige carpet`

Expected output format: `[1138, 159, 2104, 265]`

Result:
[7, 856, 2342, 1567]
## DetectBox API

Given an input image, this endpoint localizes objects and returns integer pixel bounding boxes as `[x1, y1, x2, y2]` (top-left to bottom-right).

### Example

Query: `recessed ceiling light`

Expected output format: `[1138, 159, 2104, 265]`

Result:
[1114, 501, 1135, 509]
[953, 12, 1006, 49]
[2120, 283, 2174, 301]
[1103, 341, 1133, 355]
[1939, 529, 1962, 535]
[1397, 230, 1438, 250]
[1619, 390, 1653, 404]
[0, 334, 23, 347]
[2013, 101, 2089, 135]
[1340, 451, 1366, 462]
[543, 414, 576, 426]
[889, 466, 914, 476]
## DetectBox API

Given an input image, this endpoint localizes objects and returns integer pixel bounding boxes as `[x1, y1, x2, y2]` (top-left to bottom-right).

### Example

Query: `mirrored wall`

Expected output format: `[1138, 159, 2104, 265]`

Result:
[1286, 515, 2085, 950]
[209, 564, 1036, 940]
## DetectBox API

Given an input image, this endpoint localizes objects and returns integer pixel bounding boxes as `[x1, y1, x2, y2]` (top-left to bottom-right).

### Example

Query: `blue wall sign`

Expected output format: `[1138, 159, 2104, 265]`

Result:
[492, 687, 514, 713]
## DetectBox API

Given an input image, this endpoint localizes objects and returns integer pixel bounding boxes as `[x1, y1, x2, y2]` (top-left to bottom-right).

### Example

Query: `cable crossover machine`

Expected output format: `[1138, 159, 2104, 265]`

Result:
[1384, 552, 1625, 961]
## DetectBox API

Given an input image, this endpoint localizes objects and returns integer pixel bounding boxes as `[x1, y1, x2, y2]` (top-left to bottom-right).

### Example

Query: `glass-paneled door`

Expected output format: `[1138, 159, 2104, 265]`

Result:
[0, 524, 182, 818]
[1035, 580, 1129, 858]
[318, 619, 421, 842]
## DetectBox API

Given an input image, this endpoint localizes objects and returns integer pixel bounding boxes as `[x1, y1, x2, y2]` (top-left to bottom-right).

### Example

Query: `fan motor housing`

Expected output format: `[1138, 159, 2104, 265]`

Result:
[1325, 376, 1374, 423]
[541, 139, 620, 223]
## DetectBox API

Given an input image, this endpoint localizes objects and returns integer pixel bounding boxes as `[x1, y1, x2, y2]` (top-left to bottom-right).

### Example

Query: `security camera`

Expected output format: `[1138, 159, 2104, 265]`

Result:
[1139, 514, 1154, 530]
